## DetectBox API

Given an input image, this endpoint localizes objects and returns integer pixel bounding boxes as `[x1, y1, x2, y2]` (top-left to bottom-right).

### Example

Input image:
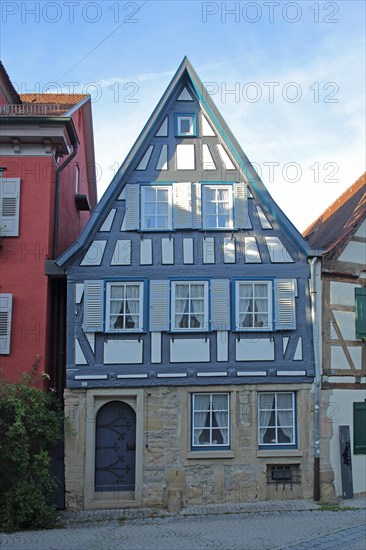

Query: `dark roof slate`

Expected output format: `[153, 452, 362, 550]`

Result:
[303, 172, 366, 257]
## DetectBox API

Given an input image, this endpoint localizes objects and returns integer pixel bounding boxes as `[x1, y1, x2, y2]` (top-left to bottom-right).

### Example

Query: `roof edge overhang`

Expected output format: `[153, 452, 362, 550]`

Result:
[0, 116, 79, 147]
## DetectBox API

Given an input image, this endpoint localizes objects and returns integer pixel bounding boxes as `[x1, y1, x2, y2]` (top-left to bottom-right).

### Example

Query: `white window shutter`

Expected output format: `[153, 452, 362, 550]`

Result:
[125, 184, 140, 230]
[211, 279, 230, 330]
[274, 279, 296, 330]
[0, 178, 20, 237]
[192, 183, 202, 229]
[234, 182, 251, 229]
[173, 182, 192, 228]
[0, 293, 13, 354]
[83, 280, 104, 332]
[150, 280, 170, 331]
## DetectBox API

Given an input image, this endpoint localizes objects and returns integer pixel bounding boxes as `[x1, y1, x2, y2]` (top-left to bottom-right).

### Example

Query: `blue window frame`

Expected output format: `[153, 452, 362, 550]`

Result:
[105, 281, 146, 333]
[258, 392, 296, 448]
[171, 280, 209, 332]
[192, 393, 230, 450]
[175, 113, 197, 137]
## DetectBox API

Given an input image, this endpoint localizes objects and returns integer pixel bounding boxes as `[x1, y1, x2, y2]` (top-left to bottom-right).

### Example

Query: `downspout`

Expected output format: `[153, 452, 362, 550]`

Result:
[310, 257, 321, 501]
[52, 141, 79, 258]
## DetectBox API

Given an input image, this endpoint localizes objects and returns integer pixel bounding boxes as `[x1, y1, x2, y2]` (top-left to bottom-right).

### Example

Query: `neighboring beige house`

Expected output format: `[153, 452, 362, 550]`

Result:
[304, 173, 366, 500]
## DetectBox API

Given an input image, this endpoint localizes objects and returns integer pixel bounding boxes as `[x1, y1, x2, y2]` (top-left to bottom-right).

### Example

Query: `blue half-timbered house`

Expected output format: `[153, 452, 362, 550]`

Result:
[57, 58, 316, 511]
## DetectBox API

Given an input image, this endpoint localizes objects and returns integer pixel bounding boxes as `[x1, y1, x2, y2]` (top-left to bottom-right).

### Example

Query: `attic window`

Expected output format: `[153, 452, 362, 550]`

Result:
[175, 114, 197, 137]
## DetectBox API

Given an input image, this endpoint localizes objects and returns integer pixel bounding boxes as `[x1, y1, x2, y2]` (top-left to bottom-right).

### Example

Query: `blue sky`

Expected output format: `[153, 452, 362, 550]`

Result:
[1, 0, 365, 231]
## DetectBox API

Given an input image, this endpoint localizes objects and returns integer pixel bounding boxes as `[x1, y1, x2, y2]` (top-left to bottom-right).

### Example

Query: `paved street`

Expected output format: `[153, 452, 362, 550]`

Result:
[1, 500, 365, 550]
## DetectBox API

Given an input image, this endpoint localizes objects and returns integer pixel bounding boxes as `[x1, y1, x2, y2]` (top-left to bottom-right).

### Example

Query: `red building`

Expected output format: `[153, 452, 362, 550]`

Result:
[0, 62, 97, 397]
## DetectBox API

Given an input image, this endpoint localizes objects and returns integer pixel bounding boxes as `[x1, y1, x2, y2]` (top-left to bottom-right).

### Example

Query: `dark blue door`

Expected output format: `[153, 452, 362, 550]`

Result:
[95, 401, 136, 492]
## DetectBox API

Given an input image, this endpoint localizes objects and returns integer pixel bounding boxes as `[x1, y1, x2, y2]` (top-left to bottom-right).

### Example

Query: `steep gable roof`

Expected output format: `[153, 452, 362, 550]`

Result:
[303, 172, 366, 257]
[56, 57, 314, 268]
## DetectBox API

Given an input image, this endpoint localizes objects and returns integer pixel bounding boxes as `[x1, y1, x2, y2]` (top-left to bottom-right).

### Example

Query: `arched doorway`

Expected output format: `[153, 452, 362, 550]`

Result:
[95, 401, 136, 492]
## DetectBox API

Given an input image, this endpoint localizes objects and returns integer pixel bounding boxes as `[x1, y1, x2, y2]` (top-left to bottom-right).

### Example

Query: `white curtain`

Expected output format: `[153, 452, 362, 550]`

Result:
[125, 285, 140, 329]
[190, 284, 204, 328]
[175, 284, 189, 328]
[277, 394, 294, 442]
[259, 393, 275, 444]
[217, 188, 230, 227]
[193, 395, 210, 445]
[110, 286, 125, 329]
[212, 394, 229, 444]
[239, 284, 253, 327]
[254, 284, 268, 328]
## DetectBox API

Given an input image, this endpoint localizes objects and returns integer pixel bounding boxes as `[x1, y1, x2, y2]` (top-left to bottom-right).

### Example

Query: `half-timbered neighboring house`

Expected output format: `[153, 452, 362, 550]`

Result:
[57, 58, 317, 511]
[305, 174, 366, 500]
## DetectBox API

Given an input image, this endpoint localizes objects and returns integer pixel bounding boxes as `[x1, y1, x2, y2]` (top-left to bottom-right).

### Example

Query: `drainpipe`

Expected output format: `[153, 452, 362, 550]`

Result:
[310, 257, 321, 501]
[52, 140, 79, 258]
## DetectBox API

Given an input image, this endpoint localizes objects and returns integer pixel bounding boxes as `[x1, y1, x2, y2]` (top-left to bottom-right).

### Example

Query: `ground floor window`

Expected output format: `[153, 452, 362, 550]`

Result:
[192, 393, 230, 449]
[258, 392, 296, 447]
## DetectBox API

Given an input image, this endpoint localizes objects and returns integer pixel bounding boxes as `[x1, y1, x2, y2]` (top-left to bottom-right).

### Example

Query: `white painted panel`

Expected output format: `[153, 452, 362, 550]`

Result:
[111, 240, 131, 265]
[140, 238, 152, 265]
[118, 187, 126, 200]
[256, 206, 272, 229]
[330, 321, 338, 340]
[117, 374, 148, 379]
[203, 237, 215, 263]
[177, 87, 194, 101]
[355, 219, 366, 238]
[104, 339, 143, 364]
[80, 240, 107, 266]
[183, 238, 194, 264]
[156, 144, 168, 170]
[327, 376, 356, 383]
[177, 144, 195, 169]
[170, 338, 210, 362]
[162, 238, 174, 264]
[338, 241, 365, 263]
[265, 236, 293, 263]
[217, 330, 228, 362]
[151, 332, 161, 363]
[217, 144, 235, 170]
[237, 371, 267, 377]
[283, 337, 289, 355]
[277, 371, 306, 376]
[75, 283, 84, 304]
[197, 372, 227, 377]
[85, 332, 95, 353]
[331, 345, 362, 370]
[333, 311, 356, 340]
[244, 237, 261, 263]
[330, 282, 360, 306]
[202, 144, 216, 170]
[294, 337, 303, 360]
[75, 340, 87, 365]
[223, 237, 235, 263]
[121, 212, 127, 230]
[136, 145, 153, 170]
[156, 117, 168, 137]
[157, 373, 187, 378]
[201, 114, 216, 136]
[236, 338, 274, 361]
[99, 209, 116, 232]
[75, 375, 107, 380]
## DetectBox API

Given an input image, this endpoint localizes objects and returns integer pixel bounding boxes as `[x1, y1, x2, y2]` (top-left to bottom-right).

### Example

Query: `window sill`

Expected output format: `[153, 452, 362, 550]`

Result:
[257, 449, 303, 458]
[187, 451, 234, 459]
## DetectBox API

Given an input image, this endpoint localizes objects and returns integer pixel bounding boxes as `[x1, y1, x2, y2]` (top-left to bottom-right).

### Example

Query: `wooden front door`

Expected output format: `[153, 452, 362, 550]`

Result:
[95, 401, 136, 492]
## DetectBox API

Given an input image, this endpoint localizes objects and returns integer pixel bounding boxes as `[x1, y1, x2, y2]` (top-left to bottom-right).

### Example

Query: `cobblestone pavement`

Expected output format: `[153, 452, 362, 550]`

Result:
[1, 501, 365, 550]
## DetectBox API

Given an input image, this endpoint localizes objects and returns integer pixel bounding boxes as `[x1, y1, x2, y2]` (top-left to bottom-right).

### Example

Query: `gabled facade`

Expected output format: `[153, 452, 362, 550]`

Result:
[57, 58, 316, 511]
[305, 173, 366, 499]
[0, 62, 97, 400]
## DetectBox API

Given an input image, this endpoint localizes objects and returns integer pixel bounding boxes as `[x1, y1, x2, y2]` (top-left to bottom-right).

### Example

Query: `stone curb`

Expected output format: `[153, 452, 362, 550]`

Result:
[59, 495, 366, 527]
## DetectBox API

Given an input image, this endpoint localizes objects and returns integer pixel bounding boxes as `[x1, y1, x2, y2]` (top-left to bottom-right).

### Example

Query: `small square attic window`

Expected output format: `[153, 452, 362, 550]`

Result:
[175, 114, 197, 137]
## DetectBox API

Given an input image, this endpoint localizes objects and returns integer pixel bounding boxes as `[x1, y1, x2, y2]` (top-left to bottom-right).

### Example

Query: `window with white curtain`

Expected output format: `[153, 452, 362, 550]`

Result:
[192, 393, 230, 448]
[172, 281, 208, 331]
[258, 392, 296, 446]
[202, 185, 233, 229]
[106, 282, 143, 332]
[141, 185, 172, 230]
[235, 281, 272, 331]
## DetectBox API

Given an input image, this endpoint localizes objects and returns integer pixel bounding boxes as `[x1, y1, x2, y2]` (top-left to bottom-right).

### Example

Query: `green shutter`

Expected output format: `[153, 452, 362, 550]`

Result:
[355, 288, 366, 340]
[353, 402, 366, 455]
